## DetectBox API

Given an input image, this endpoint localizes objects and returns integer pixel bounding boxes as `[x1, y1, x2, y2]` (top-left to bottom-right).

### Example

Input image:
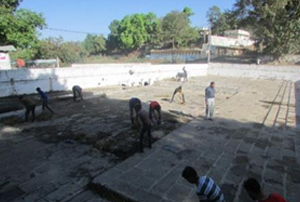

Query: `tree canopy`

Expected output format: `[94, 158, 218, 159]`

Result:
[161, 7, 199, 49]
[36, 37, 85, 65]
[0, 0, 46, 59]
[106, 13, 162, 53]
[233, 0, 300, 58]
[207, 6, 235, 35]
[207, 0, 300, 58]
[83, 34, 106, 56]
[2, 1, 298, 62]
[106, 7, 199, 52]
[0, 0, 22, 11]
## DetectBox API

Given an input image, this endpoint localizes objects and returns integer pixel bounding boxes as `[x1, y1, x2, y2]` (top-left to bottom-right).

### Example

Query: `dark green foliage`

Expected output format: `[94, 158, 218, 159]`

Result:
[208, 0, 300, 58]
[233, 0, 300, 58]
[107, 13, 162, 52]
[35, 37, 85, 65]
[0, 0, 46, 59]
[83, 34, 106, 56]
[162, 8, 199, 49]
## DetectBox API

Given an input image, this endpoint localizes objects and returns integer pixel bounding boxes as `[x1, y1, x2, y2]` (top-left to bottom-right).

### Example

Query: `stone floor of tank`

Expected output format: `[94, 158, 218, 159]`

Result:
[0, 76, 299, 202]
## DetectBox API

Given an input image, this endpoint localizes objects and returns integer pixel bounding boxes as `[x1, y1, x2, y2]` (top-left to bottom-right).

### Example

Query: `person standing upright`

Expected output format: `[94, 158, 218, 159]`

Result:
[205, 82, 216, 121]
[36, 87, 54, 114]
[182, 66, 188, 82]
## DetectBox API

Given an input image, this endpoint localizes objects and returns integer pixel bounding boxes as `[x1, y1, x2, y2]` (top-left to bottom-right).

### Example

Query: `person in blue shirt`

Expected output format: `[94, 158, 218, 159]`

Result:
[36, 87, 54, 114]
[182, 166, 225, 202]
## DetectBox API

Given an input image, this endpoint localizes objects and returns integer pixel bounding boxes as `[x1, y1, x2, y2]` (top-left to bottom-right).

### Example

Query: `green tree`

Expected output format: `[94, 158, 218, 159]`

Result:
[118, 14, 149, 51]
[233, 0, 300, 58]
[83, 34, 106, 56]
[207, 6, 236, 35]
[143, 12, 163, 48]
[162, 8, 199, 49]
[6, 9, 45, 48]
[36, 37, 85, 66]
[60, 42, 83, 64]
[36, 37, 64, 60]
[0, 0, 22, 11]
[107, 13, 161, 53]
[183, 7, 194, 17]
[107, 20, 120, 52]
[0, 1, 46, 59]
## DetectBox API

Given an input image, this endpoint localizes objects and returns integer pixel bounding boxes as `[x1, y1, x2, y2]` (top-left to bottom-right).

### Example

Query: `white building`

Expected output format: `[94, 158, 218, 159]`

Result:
[210, 30, 255, 56]
[0, 45, 16, 70]
[224, 30, 251, 40]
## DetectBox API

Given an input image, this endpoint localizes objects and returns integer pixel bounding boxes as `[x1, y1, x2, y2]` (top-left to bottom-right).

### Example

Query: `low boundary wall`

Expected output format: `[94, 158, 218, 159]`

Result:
[1, 63, 300, 98]
[208, 63, 300, 81]
[0, 64, 208, 97]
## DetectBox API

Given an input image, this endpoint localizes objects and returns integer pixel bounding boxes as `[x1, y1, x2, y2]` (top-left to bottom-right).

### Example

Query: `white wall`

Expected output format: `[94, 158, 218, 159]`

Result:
[0, 64, 208, 97]
[0, 52, 11, 70]
[208, 63, 300, 81]
[2, 62, 300, 98]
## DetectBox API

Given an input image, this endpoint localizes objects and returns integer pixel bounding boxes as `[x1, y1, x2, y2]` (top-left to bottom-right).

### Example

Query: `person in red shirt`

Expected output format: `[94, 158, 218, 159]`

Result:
[244, 178, 286, 202]
[149, 101, 161, 125]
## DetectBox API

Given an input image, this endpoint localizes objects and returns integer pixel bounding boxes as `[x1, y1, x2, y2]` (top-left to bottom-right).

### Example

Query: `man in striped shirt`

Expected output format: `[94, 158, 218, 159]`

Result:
[182, 166, 225, 202]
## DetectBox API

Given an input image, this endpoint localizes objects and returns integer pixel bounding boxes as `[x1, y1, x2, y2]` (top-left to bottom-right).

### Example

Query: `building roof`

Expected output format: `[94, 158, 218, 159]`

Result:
[225, 29, 250, 36]
[0, 45, 16, 52]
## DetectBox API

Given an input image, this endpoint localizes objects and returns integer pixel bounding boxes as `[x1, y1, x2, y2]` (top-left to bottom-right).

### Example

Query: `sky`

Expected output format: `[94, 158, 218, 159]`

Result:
[20, 0, 237, 42]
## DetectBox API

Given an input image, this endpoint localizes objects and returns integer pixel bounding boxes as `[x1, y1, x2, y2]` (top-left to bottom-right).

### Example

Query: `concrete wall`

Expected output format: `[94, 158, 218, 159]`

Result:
[2, 62, 300, 98]
[208, 63, 300, 81]
[0, 64, 208, 97]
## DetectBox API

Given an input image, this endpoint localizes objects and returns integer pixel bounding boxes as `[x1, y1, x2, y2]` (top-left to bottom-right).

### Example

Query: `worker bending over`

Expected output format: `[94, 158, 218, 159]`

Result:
[170, 86, 185, 104]
[135, 104, 152, 153]
[36, 87, 54, 114]
[129, 97, 141, 125]
[149, 101, 161, 125]
[72, 85, 83, 101]
[19, 96, 36, 122]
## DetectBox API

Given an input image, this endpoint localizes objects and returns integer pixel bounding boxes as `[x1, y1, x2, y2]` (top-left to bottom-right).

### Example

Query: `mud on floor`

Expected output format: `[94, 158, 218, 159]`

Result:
[3, 94, 193, 163]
